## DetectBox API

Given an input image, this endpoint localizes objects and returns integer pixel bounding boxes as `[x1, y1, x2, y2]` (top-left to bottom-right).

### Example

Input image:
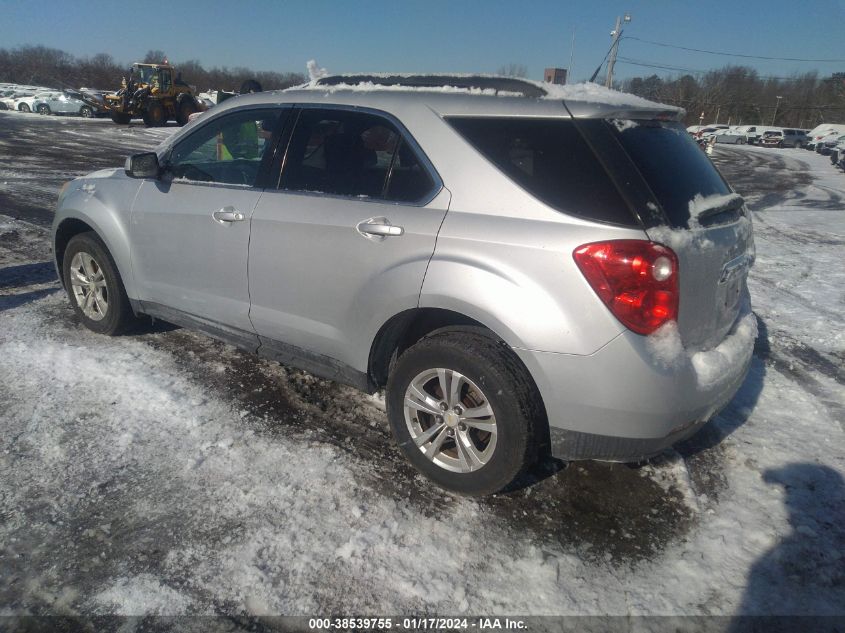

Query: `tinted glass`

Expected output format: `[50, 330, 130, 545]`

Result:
[612, 120, 731, 228]
[385, 138, 435, 202]
[447, 117, 635, 225]
[169, 108, 280, 186]
[282, 108, 433, 202]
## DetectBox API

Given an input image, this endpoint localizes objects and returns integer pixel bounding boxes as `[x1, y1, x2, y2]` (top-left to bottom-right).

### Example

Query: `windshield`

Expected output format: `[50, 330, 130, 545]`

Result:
[133, 66, 156, 84]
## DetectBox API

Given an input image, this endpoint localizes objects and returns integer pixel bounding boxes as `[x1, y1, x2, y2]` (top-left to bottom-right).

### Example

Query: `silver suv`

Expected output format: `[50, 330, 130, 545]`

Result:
[52, 76, 756, 496]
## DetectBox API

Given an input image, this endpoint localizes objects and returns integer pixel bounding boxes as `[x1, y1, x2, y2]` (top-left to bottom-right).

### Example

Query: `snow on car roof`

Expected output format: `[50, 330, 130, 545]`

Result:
[283, 74, 684, 119]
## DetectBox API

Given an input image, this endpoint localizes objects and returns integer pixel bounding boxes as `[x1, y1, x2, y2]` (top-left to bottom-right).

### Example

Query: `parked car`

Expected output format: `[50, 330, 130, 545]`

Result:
[734, 125, 767, 145]
[760, 128, 807, 148]
[15, 91, 60, 113]
[52, 77, 756, 495]
[0, 90, 36, 109]
[828, 139, 845, 167]
[695, 124, 729, 140]
[714, 127, 747, 144]
[806, 124, 845, 151]
[781, 129, 808, 148]
[818, 132, 845, 155]
[32, 91, 97, 117]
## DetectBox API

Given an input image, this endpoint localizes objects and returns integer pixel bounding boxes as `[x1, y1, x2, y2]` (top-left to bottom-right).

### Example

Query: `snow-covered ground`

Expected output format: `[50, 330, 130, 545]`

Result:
[0, 116, 843, 624]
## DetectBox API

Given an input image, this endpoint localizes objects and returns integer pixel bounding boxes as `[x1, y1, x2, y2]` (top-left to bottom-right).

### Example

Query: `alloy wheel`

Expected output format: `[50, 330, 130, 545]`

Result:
[403, 368, 498, 473]
[69, 251, 109, 321]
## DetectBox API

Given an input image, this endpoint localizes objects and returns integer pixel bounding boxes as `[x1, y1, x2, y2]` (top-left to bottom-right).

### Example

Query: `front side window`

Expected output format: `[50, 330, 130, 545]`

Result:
[280, 108, 435, 202]
[168, 108, 281, 187]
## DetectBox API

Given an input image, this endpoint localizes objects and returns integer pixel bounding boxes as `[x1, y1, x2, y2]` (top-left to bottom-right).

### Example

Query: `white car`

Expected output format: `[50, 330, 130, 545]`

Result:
[806, 124, 845, 151]
[32, 91, 97, 117]
[714, 127, 747, 144]
[0, 90, 36, 110]
[16, 91, 63, 113]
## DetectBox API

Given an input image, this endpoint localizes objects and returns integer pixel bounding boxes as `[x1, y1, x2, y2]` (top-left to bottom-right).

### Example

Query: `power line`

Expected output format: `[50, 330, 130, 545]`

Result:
[616, 57, 816, 82]
[624, 36, 845, 63]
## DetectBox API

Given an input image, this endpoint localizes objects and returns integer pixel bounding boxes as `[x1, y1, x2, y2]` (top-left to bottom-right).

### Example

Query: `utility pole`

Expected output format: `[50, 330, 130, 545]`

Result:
[605, 13, 631, 89]
[568, 27, 576, 84]
[771, 95, 783, 126]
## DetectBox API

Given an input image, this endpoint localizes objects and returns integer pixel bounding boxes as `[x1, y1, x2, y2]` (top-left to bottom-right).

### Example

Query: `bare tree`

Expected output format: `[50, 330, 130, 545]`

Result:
[143, 50, 168, 64]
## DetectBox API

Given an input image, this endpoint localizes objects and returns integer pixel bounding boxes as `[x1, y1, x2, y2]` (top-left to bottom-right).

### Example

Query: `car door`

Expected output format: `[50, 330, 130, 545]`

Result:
[130, 106, 287, 341]
[248, 106, 450, 374]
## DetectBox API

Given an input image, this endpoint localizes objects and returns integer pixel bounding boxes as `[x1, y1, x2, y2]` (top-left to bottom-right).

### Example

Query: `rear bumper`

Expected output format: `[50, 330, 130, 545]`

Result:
[514, 311, 755, 462]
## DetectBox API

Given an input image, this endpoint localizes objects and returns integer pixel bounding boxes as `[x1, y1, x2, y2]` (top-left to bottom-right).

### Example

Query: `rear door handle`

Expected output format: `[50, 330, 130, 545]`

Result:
[356, 217, 404, 239]
[213, 207, 245, 224]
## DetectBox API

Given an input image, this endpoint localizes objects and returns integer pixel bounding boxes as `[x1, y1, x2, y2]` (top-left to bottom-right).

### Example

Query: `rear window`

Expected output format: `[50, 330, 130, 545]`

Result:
[447, 117, 636, 226]
[612, 120, 732, 228]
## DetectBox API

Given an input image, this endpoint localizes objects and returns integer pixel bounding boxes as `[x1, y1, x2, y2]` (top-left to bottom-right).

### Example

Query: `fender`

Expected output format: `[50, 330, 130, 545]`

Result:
[53, 172, 143, 301]
[417, 206, 650, 355]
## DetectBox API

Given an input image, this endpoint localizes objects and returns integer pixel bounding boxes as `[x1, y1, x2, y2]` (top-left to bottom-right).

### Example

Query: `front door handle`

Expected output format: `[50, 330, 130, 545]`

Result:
[213, 207, 245, 224]
[356, 217, 404, 240]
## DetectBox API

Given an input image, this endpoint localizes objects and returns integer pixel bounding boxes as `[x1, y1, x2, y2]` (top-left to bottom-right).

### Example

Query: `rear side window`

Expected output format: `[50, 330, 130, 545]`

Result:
[447, 117, 636, 226]
[612, 120, 732, 228]
[281, 108, 435, 203]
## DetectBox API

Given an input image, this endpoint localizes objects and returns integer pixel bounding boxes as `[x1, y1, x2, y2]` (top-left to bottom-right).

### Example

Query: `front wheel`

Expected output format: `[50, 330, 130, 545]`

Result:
[110, 111, 131, 124]
[142, 101, 166, 127]
[19, 103, 31, 113]
[79, 106, 93, 118]
[62, 233, 136, 335]
[386, 332, 543, 496]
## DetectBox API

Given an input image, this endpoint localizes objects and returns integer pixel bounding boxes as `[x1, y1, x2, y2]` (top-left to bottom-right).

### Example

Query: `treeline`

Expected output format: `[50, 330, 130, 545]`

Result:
[621, 66, 845, 127]
[0, 45, 305, 93]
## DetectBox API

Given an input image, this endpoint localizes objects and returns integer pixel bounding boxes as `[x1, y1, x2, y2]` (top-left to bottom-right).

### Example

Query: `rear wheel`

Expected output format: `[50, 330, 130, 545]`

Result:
[18, 103, 30, 113]
[79, 106, 93, 118]
[62, 233, 136, 336]
[142, 101, 166, 127]
[386, 332, 542, 496]
[37, 104, 50, 115]
[110, 111, 131, 124]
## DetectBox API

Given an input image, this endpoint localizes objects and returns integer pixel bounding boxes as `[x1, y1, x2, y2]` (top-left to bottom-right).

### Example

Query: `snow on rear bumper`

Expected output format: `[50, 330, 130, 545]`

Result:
[514, 303, 756, 462]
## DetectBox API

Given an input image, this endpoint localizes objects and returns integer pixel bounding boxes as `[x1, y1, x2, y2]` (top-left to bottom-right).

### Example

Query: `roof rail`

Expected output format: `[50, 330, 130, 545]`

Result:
[315, 74, 548, 98]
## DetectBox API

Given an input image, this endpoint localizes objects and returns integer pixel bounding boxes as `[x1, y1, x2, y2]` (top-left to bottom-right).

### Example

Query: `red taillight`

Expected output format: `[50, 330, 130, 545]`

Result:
[573, 240, 679, 335]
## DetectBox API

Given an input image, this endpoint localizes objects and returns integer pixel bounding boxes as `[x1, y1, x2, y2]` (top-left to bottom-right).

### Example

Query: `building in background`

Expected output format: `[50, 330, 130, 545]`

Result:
[544, 67, 568, 85]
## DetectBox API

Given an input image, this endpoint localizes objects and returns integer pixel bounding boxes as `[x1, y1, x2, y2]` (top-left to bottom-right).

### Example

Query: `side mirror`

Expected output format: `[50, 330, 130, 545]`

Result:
[125, 152, 160, 179]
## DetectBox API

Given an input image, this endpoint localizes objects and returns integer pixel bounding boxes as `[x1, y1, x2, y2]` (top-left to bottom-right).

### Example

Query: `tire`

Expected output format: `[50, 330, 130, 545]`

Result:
[37, 104, 50, 115]
[62, 232, 136, 336]
[175, 99, 197, 126]
[18, 103, 30, 113]
[110, 111, 131, 124]
[79, 106, 93, 118]
[386, 331, 543, 496]
[142, 101, 166, 127]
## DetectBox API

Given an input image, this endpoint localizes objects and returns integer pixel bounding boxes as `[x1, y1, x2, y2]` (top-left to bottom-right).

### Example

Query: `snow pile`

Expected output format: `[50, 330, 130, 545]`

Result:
[302, 80, 522, 97]
[611, 119, 639, 132]
[691, 310, 758, 390]
[647, 224, 715, 251]
[91, 575, 194, 615]
[646, 305, 758, 390]
[306, 59, 328, 82]
[539, 81, 680, 111]
[687, 192, 744, 226]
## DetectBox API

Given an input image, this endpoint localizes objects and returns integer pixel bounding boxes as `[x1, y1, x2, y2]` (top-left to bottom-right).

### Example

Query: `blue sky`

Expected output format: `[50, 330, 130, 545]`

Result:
[2, 0, 844, 82]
